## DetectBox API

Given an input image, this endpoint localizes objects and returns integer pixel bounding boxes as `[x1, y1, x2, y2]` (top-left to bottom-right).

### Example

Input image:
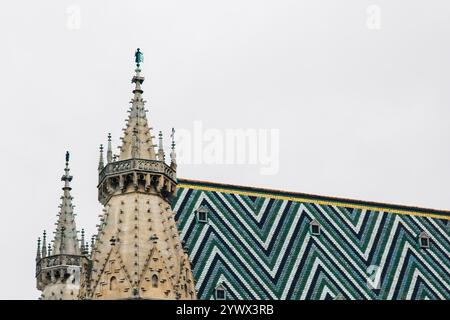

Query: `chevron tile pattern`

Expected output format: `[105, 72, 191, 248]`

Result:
[173, 182, 450, 300]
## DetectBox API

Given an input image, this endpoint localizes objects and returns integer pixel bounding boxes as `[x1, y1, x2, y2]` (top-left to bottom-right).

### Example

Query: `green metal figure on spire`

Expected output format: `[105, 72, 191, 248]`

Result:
[135, 48, 144, 68]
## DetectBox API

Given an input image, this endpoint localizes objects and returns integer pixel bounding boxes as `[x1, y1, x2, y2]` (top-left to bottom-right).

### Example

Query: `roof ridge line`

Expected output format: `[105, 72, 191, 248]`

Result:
[177, 178, 450, 219]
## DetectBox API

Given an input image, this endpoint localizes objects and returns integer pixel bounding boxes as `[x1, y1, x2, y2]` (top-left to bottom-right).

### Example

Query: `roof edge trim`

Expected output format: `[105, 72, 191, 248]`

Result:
[177, 179, 450, 220]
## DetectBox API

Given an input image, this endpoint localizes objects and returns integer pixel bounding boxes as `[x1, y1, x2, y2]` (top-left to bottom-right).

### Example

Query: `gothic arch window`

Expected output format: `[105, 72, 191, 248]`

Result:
[152, 274, 159, 288]
[110, 276, 117, 290]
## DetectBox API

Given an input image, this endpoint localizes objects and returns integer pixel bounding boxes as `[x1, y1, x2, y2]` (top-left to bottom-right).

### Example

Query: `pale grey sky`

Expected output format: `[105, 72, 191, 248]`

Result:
[0, 0, 449, 299]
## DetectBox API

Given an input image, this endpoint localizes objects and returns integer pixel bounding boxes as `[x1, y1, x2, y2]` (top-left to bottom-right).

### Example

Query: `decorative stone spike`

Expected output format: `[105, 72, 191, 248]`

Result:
[41, 230, 47, 258]
[98, 145, 104, 172]
[91, 236, 96, 251]
[80, 229, 87, 255]
[107, 133, 113, 163]
[36, 237, 41, 261]
[170, 127, 177, 170]
[158, 131, 165, 162]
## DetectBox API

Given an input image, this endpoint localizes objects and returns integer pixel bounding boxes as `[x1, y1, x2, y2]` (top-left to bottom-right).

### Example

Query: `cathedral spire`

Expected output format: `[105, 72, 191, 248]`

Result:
[52, 152, 80, 255]
[91, 50, 193, 300]
[118, 49, 157, 161]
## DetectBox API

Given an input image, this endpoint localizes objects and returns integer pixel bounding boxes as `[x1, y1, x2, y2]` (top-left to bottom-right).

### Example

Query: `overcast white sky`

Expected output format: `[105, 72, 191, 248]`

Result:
[1, 0, 450, 299]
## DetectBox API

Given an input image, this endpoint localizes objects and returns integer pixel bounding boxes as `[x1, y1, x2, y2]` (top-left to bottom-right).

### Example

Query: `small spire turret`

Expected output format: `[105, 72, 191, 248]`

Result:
[158, 131, 165, 162]
[41, 230, 47, 258]
[36, 237, 41, 262]
[98, 144, 104, 172]
[170, 128, 177, 169]
[107, 133, 113, 163]
[80, 229, 87, 255]
[91, 235, 96, 253]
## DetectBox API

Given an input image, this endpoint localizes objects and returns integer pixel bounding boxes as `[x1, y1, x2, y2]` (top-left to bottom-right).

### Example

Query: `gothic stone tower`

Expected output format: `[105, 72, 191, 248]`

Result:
[35, 152, 90, 300]
[81, 49, 196, 299]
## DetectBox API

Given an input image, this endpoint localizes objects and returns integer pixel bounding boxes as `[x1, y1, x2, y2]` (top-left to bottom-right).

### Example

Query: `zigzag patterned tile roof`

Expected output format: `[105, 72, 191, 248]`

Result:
[173, 179, 450, 300]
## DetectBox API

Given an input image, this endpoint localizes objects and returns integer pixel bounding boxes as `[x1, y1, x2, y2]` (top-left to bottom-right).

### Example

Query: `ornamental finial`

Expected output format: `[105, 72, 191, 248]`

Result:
[107, 133, 113, 164]
[36, 237, 41, 261]
[98, 144, 104, 171]
[62, 151, 73, 186]
[41, 230, 47, 258]
[171, 128, 176, 149]
[80, 228, 87, 255]
[135, 48, 144, 68]
[170, 127, 177, 169]
[158, 131, 165, 162]
[91, 235, 96, 251]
